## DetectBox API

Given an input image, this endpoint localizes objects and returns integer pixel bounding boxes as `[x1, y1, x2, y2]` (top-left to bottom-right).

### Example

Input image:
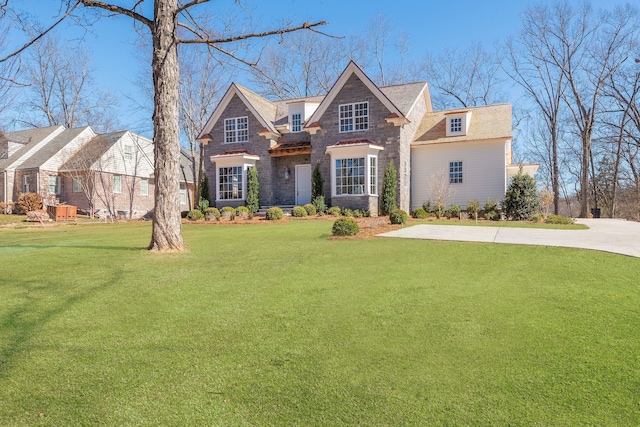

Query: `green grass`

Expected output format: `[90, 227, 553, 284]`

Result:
[1, 221, 639, 426]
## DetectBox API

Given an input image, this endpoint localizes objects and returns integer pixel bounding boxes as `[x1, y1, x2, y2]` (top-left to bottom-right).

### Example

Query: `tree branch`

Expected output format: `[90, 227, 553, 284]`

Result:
[79, 0, 152, 28]
[178, 20, 327, 45]
[0, 1, 81, 63]
[177, 0, 210, 14]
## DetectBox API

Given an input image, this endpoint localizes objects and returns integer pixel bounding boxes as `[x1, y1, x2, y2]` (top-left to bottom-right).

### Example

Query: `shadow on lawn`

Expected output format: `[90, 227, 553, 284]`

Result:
[1, 243, 146, 252]
[0, 269, 124, 380]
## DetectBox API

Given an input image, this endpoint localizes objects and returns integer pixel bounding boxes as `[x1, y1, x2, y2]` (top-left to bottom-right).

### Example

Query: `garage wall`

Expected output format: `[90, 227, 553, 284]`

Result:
[411, 139, 508, 210]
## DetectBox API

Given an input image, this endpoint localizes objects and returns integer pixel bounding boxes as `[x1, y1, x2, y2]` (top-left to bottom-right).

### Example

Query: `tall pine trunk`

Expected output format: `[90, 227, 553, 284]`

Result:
[148, 0, 185, 251]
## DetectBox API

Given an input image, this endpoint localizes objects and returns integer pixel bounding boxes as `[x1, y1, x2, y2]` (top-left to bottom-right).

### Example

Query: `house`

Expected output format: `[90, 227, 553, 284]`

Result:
[196, 61, 537, 215]
[1, 125, 194, 217]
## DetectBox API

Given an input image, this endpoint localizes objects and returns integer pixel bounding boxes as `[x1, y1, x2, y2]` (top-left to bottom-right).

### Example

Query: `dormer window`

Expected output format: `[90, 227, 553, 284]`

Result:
[445, 111, 472, 136]
[339, 102, 368, 132]
[450, 117, 462, 133]
[224, 117, 248, 143]
[291, 113, 302, 132]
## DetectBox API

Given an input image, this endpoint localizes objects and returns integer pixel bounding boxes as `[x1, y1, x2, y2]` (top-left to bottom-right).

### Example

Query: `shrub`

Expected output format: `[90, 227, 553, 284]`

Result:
[433, 203, 446, 219]
[186, 209, 204, 221]
[199, 174, 210, 203]
[18, 192, 42, 213]
[332, 217, 359, 236]
[483, 199, 500, 221]
[246, 166, 259, 213]
[265, 207, 283, 220]
[380, 161, 397, 215]
[389, 208, 408, 225]
[0, 202, 13, 214]
[422, 201, 431, 213]
[220, 206, 236, 220]
[235, 206, 249, 217]
[545, 214, 575, 224]
[466, 200, 480, 220]
[531, 213, 543, 223]
[303, 203, 316, 216]
[341, 208, 353, 217]
[503, 168, 540, 220]
[312, 195, 326, 214]
[197, 197, 209, 214]
[205, 207, 220, 221]
[450, 203, 461, 220]
[412, 208, 428, 219]
[291, 206, 308, 217]
[327, 206, 341, 216]
[312, 161, 324, 201]
[352, 209, 363, 218]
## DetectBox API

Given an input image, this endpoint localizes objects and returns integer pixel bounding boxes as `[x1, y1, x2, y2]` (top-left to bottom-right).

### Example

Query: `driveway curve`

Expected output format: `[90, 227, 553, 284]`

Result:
[378, 219, 640, 258]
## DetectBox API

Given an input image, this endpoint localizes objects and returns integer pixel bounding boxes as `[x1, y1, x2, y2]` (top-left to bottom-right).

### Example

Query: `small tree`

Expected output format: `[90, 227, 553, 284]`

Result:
[503, 169, 540, 220]
[312, 161, 324, 201]
[246, 166, 260, 214]
[380, 161, 397, 215]
[200, 174, 210, 204]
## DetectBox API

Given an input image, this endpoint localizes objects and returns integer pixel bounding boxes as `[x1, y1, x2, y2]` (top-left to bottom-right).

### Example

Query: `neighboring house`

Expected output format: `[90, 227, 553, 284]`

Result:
[1, 126, 194, 217]
[195, 60, 537, 215]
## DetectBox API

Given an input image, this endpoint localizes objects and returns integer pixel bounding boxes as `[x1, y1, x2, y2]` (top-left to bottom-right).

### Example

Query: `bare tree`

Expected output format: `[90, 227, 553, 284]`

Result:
[503, 5, 568, 215]
[178, 45, 230, 207]
[250, 30, 366, 99]
[1, 0, 326, 251]
[17, 34, 119, 132]
[415, 43, 504, 110]
[533, 2, 638, 217]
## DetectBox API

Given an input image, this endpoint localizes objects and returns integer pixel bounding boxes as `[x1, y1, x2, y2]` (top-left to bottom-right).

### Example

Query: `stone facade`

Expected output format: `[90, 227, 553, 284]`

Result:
[200, 64, 430, 215]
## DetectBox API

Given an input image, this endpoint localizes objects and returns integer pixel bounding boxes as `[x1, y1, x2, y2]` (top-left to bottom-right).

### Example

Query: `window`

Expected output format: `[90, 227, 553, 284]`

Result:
[73, 177, 82, 192]
[124, 145, 133, 160]
[450, 117, 462, 133]
[218, 166, 243, 200]
[179, 183, 186, 204]
[140, 178, 149, 196]
[113, 175, 122, 193]
[449, 161, 463, 184]
[224, 117, 248, 143]
[339, 102, 368, 132]
[369, 156, 377, 195]
[291, 113, 302, 132]
[22, 175, 30, 193]
[336, 158, 366, 195]
[48, 176, 59, 194]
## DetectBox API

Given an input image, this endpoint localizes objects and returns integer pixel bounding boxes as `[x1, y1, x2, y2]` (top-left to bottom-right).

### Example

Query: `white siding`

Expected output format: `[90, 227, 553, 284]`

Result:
[41, 127, 97, 171]
[411, 139, 509, 210]
[99, 132, 154, 178]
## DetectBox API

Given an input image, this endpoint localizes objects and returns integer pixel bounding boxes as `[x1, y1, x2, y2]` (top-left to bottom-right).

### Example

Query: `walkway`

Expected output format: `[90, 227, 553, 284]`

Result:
[378, 219, 640, 258]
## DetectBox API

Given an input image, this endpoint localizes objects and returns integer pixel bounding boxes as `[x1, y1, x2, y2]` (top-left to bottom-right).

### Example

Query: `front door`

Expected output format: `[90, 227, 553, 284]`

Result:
[295, 164, 312, 205]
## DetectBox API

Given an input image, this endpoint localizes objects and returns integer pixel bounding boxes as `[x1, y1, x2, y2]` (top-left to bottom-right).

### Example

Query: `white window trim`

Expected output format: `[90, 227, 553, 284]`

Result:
[326, 143, 383, 198]
[179, 183, 187, 204]
[339, 101, 369, 133]
[449, 161, 463, 184]
[113, 175, 122, 194]
[124, 145, 133, 160]
[22, 175, 30, 193]
[73, 177, 82, 193]
[445, 111, 472, 137]
[224, 116, 249, 144]
[140, 178, 149, 196]
[212, 154, 259, 202]
[48, 175, 59, 194]
[291, 113, 302, 133]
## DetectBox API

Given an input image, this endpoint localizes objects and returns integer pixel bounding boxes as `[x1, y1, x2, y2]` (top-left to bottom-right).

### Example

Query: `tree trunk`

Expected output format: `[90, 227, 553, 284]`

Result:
[579, 129, 591, 218]
[148, 0, 185, 251]
[551, 126, 560, 215]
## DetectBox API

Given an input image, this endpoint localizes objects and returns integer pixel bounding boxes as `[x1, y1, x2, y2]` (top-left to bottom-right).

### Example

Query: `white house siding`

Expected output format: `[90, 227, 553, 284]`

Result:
[40, 127, 97, 171]
[411, 139, 509, 211]
[99, 133, 154, 178]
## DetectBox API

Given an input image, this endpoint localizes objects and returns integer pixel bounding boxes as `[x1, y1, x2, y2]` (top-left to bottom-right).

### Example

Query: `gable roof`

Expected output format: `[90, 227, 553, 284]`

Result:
[60, 131, 128, 171]
[0, 125, 65, 170]
[19, 126, 93, 169]
[197, 83, 279, 142]
[412, 104, 513, 146]
[303, 61, 409, 129]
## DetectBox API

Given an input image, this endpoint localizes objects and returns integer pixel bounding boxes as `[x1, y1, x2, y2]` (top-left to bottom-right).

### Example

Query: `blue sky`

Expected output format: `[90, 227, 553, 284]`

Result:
[8, 0, 631, 135]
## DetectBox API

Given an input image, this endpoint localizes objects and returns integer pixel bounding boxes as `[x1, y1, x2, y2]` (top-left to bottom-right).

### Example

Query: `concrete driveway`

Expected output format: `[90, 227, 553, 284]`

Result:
[378, 219, 640, 258]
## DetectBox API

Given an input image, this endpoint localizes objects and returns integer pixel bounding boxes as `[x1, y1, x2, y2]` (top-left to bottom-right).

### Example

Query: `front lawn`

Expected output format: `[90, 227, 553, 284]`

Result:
[0, 221, 638, 425]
